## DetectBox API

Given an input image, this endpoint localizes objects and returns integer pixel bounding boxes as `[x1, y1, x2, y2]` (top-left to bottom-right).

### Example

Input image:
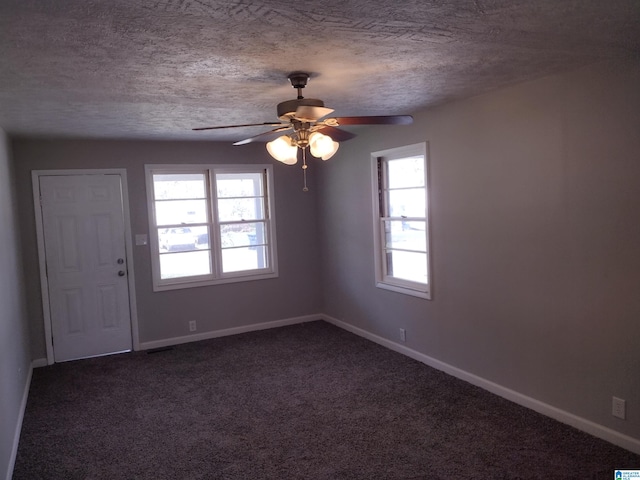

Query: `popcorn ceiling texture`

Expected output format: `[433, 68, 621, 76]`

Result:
[0, 0, 638, 140]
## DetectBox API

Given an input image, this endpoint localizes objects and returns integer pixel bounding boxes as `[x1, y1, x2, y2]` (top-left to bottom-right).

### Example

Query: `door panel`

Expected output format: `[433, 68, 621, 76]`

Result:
[39, 174, 132, 362]
[97, 284, 118, 328]
[62, 288, 84, 334]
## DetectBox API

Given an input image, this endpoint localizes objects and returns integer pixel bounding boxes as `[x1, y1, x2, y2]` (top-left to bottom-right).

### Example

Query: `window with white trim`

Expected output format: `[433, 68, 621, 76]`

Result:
[145, 164, 277, 291]
[372, 143, 431, 299]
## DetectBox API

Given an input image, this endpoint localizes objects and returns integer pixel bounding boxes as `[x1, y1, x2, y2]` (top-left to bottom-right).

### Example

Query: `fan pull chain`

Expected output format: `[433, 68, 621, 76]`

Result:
[302, 147, 309, 192]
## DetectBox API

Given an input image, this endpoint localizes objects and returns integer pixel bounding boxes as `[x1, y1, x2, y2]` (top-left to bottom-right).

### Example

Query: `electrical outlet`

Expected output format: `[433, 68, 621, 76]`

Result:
[399, 328, 406, 342]
[189, 320, 197, 332]
[612, 397, 626, 420]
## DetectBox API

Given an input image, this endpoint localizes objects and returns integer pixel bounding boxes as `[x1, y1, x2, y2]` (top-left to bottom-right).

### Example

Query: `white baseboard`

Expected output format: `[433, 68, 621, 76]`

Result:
[139, 314, 321, 351]
[321, 314, 640, 455]
[5, 361, 35, 480]
[23, 314, 639, 459]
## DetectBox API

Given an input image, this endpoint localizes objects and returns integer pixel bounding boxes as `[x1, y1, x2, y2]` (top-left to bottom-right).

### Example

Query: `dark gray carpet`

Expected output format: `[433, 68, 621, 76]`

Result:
[14, 321, 640, 479]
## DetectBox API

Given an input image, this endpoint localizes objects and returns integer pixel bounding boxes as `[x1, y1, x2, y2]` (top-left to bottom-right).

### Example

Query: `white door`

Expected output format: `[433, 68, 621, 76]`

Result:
[39, 174, 132, 362]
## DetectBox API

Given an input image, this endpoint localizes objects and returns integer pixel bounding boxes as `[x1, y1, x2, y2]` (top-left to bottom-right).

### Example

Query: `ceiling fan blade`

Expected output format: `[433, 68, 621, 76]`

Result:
[295, 105, 334, 122]
[331, 115, 413, 126]
[314, 125, 357, 142]
[193, 122, 285, 131]
[233, 126, 292, 146]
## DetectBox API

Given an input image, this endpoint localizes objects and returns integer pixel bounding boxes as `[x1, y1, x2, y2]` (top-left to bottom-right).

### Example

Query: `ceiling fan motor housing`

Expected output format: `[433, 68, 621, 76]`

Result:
[288, 72, 310, 89]
[277, 98, 325, 121]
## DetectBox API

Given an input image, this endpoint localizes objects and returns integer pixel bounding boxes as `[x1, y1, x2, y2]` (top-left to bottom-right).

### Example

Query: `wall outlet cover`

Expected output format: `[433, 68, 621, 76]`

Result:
[612, 397, 626, 420]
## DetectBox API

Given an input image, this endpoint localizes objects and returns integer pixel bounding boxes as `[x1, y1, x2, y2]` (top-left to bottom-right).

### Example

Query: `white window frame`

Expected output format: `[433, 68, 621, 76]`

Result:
[145, 164, 278, 292]
[371, 142, 432, 299]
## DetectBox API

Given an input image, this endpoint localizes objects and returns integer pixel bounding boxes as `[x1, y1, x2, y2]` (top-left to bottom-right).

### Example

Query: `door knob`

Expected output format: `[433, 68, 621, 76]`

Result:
[118, 271, 126, 277]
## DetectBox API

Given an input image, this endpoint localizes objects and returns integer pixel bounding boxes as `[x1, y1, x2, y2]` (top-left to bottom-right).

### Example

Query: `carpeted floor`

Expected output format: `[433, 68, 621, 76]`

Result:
[14, 321, 640, 479]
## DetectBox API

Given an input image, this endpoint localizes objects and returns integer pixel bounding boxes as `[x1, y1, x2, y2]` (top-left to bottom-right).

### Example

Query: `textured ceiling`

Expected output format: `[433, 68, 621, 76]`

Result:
[0, 0, 638, 141]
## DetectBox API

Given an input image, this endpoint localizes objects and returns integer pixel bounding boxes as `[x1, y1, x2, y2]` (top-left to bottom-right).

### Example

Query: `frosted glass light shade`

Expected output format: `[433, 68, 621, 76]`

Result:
[266, 136, 298, 165]
[309, 132, 339, 160]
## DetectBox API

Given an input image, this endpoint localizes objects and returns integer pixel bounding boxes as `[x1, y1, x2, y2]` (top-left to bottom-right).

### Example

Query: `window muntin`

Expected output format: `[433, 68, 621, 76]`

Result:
[372, 143, 431, 299]
[146, 165, 277, 291]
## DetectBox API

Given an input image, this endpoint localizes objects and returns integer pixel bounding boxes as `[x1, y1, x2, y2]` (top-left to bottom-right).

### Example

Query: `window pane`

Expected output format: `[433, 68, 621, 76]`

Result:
[220, 223, 266, 248]
[384, 220, 426, 252]
[160, 250, 211, 279]
[155, 199, 208, 226]
[195, 229, 210, 249]
[386, 250, 428, 284]
[387, 156, 424, 189]
[218, 198, 265, 222]
[216, 173, 264, 198]
[153, 173, 206, 200]
[388, 189, 426, 218]
[221, 246, 268, 273]
[158, 226, 207, 252]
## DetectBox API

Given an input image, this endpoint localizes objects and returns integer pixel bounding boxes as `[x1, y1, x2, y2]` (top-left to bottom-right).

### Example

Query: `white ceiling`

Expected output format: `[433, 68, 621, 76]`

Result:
[0, 0, 638, 142]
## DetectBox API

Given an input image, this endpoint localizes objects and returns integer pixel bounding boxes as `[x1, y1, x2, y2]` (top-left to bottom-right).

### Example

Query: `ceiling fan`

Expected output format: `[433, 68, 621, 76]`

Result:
[193, 72, 413, 191]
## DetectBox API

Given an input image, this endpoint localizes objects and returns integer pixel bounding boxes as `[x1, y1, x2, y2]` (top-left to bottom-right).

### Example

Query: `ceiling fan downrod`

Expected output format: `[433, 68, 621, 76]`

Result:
[288, 72, 310, 99]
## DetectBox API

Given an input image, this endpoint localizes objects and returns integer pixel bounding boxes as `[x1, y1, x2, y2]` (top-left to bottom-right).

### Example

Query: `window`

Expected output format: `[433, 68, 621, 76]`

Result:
[145, 164, 277, 291]
[372, 143, 431, 299]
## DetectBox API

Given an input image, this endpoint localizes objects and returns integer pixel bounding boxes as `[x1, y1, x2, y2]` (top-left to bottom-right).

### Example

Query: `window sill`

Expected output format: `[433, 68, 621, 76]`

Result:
[153, 271, 278, 292]
[375, 281, 431, 300]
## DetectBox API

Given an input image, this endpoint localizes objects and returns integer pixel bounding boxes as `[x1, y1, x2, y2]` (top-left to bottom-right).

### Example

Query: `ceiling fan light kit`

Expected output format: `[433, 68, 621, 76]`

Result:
[309, 131, 339, 160]
[194, 72, 413, 191]
[266, 135, 298, 165]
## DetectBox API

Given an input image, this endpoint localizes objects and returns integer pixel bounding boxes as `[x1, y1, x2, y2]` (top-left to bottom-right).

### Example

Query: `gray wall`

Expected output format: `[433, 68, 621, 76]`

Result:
[317, 60, 640, 440]
[12, 139, 323, 358]
[0, 129, 31, 479]
[7, 59, 640, 455]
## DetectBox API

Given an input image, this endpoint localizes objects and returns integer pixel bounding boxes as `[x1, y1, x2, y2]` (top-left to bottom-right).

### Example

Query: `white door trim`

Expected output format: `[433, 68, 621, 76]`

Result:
[32, 169, 140, 365]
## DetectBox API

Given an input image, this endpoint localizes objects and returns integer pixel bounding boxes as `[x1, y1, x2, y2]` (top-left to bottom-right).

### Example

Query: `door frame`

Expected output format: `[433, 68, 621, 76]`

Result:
[32, 169, 140, 365]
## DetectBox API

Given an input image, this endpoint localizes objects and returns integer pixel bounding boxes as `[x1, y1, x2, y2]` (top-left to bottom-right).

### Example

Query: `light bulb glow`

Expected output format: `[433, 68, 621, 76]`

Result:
[309, 132, 339, 160]
[267, 136, 298, 165]
[321, 140, 339, 160]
